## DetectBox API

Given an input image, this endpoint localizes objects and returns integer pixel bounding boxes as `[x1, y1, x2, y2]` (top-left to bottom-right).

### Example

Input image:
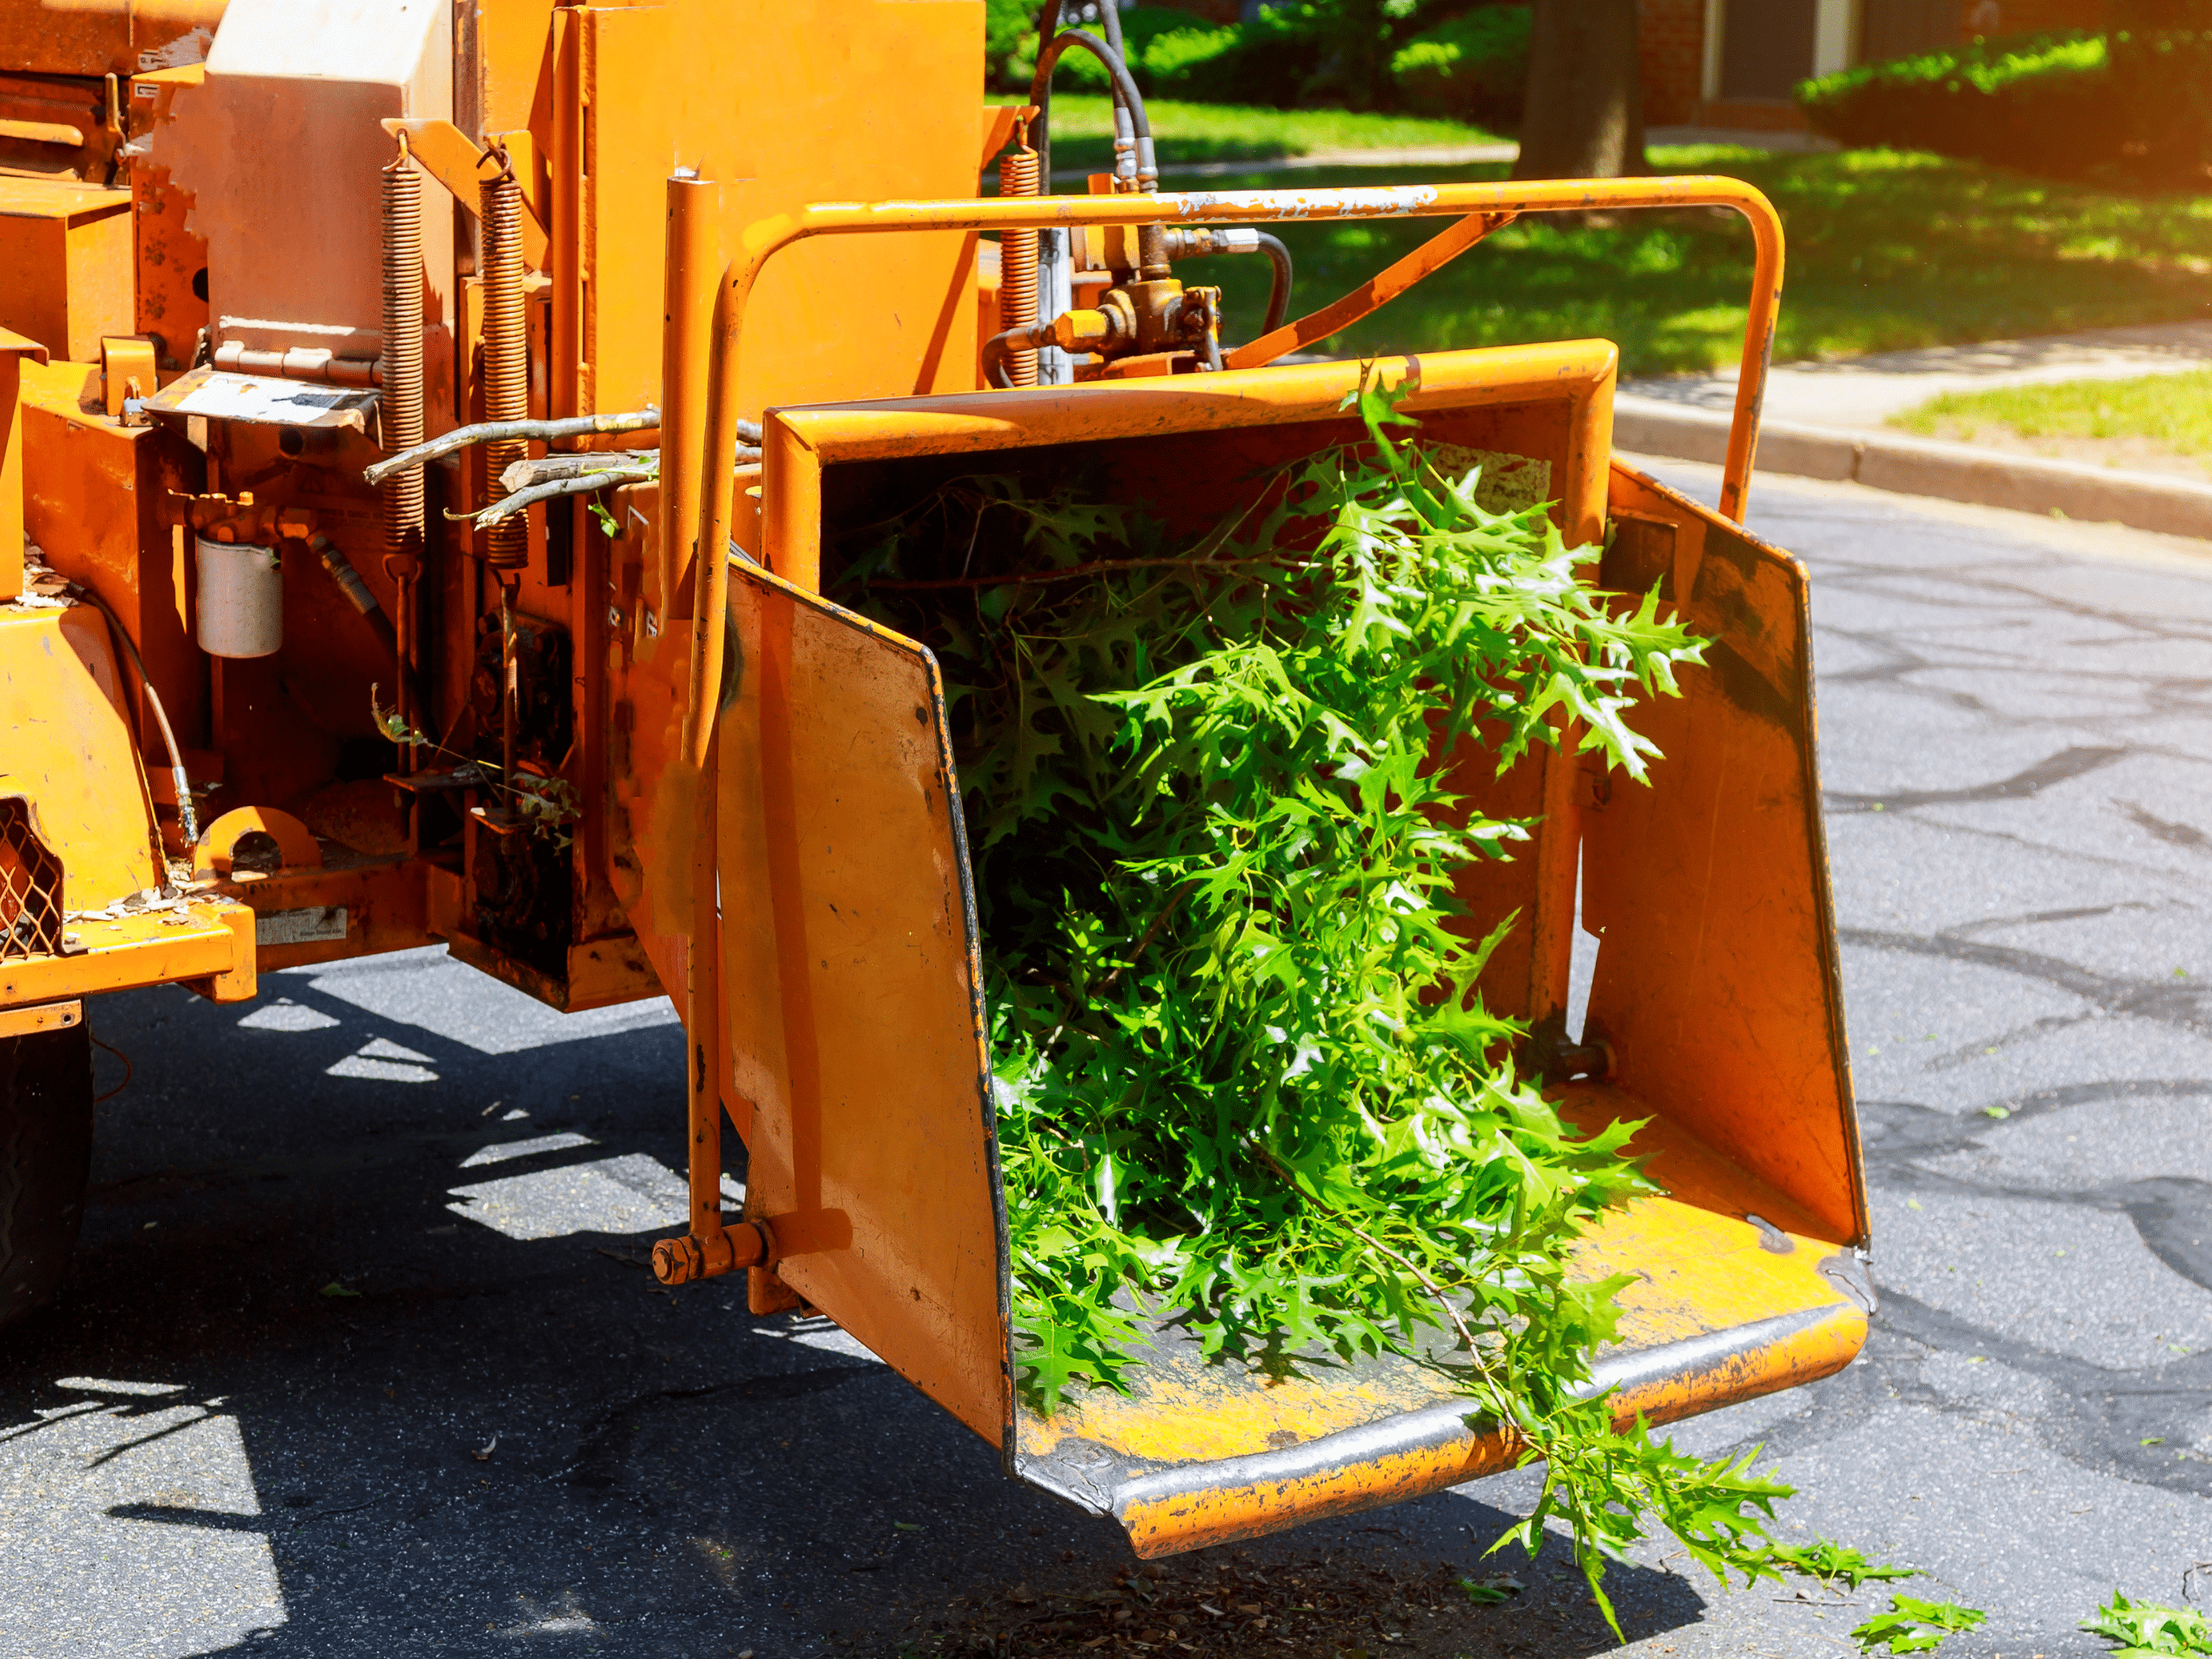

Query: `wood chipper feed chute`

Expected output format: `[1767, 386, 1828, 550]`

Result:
[704, 347, 1868, 1556]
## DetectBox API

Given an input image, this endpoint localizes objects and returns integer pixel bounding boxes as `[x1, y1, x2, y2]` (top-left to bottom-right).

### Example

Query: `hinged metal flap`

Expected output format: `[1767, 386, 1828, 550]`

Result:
[716, 557, 1010, 1446]
[143, 365, 378, 431]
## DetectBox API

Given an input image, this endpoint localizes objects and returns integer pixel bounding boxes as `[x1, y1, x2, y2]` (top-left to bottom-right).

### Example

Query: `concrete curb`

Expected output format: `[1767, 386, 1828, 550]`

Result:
[1613, 393, 2212, 539]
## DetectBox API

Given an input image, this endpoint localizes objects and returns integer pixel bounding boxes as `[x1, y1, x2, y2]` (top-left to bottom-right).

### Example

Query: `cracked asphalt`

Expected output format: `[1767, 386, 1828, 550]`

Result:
[3, 460, 2210, 1656]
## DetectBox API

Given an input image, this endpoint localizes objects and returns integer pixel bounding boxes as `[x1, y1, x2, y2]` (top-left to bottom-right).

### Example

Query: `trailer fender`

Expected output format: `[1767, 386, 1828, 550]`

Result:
[0, 604, 162, 912]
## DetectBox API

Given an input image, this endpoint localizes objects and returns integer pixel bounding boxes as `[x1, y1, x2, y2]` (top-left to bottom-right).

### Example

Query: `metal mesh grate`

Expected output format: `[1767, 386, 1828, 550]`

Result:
[0, 797, 62, 962]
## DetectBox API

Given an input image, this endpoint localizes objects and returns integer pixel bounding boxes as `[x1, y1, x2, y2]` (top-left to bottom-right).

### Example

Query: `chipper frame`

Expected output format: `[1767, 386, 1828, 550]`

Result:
[0, 0, 1866, 1558]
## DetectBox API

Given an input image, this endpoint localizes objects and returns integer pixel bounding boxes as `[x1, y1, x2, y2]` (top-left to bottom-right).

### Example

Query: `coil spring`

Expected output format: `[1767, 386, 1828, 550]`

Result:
[479, 165, 528, 569]
[998, 145, 1040, 389]
[379, 154, 425, 563]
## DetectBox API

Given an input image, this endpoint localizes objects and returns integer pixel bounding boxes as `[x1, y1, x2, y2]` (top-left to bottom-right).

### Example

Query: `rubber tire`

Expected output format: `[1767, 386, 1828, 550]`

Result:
[0, 1022, 92, 1331]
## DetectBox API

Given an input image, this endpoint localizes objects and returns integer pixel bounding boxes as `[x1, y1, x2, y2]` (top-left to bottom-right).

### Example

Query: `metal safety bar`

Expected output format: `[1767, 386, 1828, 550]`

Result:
[688, 175, 1784, 767]
[664, 176, 1785, 1284]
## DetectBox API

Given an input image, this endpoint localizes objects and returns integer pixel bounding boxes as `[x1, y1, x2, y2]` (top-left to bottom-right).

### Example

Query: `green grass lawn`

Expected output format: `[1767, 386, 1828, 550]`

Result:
[1141, 144, 2212, 377]
[1039, 93, 1503, 175]
[1890, 371, 2212, 455]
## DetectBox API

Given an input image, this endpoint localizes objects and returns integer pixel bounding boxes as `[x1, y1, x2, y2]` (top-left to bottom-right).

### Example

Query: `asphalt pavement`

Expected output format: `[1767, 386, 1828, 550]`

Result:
[5, 463, 2211, 1656]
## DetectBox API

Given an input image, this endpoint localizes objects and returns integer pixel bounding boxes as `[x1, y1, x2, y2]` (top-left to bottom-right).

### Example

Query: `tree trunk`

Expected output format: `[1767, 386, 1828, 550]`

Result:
[1513, 0, 1647, 181]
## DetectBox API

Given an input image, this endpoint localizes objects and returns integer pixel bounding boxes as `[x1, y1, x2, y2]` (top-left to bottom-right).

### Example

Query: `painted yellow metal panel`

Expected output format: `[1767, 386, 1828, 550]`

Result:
[715, 555, 1008, 1445]
[1588, 464, 1866, 1247]
[577, 0, 982, 417]
[0, 607, 158, 909]
[0, 901, 251, 1009]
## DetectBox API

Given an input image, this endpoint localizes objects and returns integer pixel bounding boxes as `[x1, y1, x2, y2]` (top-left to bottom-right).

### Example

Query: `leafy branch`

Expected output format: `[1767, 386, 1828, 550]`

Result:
[2084, 1591, 2212, 1657]
[1853, 1595, 1987, 1656]
[838, 374, 1920, 1636]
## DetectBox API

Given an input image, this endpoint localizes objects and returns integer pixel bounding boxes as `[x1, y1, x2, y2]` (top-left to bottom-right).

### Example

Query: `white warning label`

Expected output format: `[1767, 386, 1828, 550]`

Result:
[256, 906, 349, 946]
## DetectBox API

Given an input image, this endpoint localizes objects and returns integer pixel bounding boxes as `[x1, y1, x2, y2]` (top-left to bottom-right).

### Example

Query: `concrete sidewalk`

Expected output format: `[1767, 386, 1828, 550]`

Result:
[1048, 122, 1821, 184]
[1617, 321, 2212, 537]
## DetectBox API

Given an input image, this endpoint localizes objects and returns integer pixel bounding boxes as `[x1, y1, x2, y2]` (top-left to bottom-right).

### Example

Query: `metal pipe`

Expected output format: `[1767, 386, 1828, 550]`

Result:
[997, 141, 1041, 388]
[662, 174, 719, 626]
[675, 728, 726, 1276]
[688, 175, 1789, 766]
[499, 578, 518, 807]
[380, 137, 426, 768]
[478, 149, 529, 569]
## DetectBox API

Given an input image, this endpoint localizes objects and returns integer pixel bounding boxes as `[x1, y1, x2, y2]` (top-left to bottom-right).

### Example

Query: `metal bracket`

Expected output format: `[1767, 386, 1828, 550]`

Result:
[379, 119, 549, 270]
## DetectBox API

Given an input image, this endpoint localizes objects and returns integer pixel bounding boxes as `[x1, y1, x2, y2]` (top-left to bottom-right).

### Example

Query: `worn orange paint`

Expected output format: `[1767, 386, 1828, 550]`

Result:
[17, 356, 205, 777]
[712, 553, 1007, 1440]
[0, 178, 133, 364]
[0, 998, 80, 1039]
[1586, 462, 1866, 1246]
[1006, 1113, 1864, 1559]
[0, 0, 224, 79]
[0, 328, 44, 601]
[192, 804, 321, 875]
[0, 899, 251, 1007]
[129, 69, 209, 357]
[1224, 209, 1515, 372]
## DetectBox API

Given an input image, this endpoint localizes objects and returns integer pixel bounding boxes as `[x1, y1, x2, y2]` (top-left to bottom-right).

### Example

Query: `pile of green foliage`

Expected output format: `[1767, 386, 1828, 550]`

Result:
[987, 0, 1530, 122]
[835, 381, 1917, 1623]
[1796, 24, 2212, 183]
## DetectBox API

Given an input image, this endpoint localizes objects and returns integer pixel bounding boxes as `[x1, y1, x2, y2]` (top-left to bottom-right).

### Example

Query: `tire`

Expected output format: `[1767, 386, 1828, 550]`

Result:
[0, 1021, 92, 1330]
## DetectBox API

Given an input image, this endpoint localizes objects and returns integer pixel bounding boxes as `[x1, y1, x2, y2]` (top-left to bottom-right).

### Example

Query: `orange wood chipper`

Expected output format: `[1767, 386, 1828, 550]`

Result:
[0, 0, 1868, 1557]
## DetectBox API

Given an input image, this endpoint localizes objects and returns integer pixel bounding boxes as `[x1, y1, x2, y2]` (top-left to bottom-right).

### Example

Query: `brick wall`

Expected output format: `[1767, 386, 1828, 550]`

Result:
[1641, 0, 1709, 125]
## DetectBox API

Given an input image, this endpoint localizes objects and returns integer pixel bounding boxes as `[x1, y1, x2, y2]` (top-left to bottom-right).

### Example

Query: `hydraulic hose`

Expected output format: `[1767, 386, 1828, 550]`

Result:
[60, 581, 195, 860]
[1029, 21, 1156, 191]
[1032, 1, 1064, 181]
[1252, 231, 1293, 335]
[982, 327, 1027, 390]
[1090, 0, 1139, 191]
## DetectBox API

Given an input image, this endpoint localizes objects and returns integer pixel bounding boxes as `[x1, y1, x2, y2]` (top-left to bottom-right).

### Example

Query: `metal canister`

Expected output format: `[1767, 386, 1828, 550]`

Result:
[194, 537, 283, 658]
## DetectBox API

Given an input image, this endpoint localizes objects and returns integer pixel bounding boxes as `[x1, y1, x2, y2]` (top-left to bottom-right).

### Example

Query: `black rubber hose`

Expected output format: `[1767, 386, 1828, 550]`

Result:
[1030, 4, 1137, 182]
[1032, 2, 1065, 183]
[1252, 232, 1293, 335]
[1030, 28, 1154, 189]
